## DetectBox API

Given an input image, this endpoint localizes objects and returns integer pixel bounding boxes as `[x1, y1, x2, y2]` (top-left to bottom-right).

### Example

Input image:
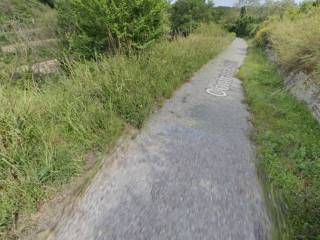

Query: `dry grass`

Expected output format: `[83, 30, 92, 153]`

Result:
[266, 9, 320, 80]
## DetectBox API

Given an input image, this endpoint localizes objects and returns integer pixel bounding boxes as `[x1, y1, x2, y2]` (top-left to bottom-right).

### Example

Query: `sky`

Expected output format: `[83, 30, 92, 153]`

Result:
[214, 0, 303, 7]
[214, 0, 238, 6]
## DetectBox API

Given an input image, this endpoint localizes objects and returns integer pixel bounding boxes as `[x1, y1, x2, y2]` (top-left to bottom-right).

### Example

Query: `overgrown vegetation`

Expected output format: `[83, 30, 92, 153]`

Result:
[170, 0, 215, 36]
[239, 46, 320, 240]
[234, 1, 320, 239]
[0, 0, 58, 82]
[3, 0, 319, 239]
[56, 0, 168, 58]
[0, 4, 234, 234]
[227, 6, 260, 37]
[255, 3, 320, 82]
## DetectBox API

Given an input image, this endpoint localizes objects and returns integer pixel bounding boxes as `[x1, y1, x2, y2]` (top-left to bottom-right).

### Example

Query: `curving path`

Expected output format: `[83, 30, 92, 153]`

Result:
[48, 38, 271, 240]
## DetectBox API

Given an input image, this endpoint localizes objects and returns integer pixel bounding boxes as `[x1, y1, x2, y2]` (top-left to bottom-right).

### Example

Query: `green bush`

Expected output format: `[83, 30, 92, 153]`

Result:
[227, 7, 259, 37]
[170, 0, 215, 36]
[56, 0, 168, 58]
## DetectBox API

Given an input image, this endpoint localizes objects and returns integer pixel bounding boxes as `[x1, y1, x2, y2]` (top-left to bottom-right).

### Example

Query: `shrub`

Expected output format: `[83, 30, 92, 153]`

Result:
[57, 0, 168, 58]
[254, 25, 269, 47]
[299, 0, 320, 13]
[227, 7, 260, 37]
[170, 0, 215, 36]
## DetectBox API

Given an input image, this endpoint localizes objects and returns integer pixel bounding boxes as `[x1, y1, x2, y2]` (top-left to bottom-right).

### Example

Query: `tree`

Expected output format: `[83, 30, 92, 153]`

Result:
[240, 6, 247, 17]
[57, 0, 168, 58]
[227, 6, 258, 37]
[170, 0, 215, 36]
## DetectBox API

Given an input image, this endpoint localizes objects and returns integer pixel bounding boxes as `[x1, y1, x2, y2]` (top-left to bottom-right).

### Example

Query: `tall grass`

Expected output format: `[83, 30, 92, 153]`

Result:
[0, 24, 234, 238]
[258, 9, 320, 81]
[0, 0, 58, 82]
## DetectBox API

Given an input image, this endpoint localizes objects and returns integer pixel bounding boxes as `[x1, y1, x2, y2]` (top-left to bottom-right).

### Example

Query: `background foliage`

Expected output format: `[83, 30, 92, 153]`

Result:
[227, 6, 260, 37]
[255, 2, 320, 81]
[169, 0, 215, 36]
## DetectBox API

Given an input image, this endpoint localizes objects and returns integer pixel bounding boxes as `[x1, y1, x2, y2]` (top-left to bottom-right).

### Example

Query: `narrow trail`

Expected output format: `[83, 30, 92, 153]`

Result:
[48, 38, 270, 240]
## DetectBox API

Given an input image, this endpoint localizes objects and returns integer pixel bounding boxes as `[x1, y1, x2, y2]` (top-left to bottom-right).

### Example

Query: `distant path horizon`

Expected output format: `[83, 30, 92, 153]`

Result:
[48, 38, 271, 240]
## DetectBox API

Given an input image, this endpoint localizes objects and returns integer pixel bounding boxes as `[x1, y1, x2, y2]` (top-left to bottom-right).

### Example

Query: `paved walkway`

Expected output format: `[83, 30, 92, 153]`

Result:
[49, 38, 270, 240]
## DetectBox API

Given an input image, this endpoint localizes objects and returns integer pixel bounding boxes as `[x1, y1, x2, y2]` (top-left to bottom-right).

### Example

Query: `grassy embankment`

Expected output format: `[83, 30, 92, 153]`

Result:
[0, 0, 58, 81]
[238, 46, 320, 240]
[0, 12, 234, 237]
[256, 7, 320, 82]
[241, 7, 320, 239]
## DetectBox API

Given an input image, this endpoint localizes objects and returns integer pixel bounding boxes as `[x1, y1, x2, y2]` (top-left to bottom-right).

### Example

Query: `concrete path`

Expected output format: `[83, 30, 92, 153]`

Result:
[48, 38, 270, 240]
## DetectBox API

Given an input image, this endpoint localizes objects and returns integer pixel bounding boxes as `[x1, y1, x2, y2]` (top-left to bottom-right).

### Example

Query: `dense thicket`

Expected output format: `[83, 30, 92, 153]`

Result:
[56, 0, 168, 58]
[228, 7, 261, 37]
[170, 0, 215, 36]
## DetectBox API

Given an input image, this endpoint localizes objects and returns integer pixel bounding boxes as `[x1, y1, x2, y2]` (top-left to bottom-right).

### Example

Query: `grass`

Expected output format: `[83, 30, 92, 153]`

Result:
[0, 0, 52, 31]
[0, 24, 234, 239]
[0, 0, 58, 82]
[238, 45, 320, 240]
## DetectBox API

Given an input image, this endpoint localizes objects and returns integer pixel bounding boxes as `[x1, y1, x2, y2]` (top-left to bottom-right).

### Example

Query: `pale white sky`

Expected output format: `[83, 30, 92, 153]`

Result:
[214, 0, 303, 6]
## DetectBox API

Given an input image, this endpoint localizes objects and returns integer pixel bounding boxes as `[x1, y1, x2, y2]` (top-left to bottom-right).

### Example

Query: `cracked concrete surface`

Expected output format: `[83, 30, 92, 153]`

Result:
[48, 38, 271, 240]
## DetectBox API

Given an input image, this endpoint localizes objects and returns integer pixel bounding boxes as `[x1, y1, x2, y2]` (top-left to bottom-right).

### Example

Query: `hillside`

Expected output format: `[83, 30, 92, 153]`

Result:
[0, 0, 54, 32]
[0, 0, 58, 82]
